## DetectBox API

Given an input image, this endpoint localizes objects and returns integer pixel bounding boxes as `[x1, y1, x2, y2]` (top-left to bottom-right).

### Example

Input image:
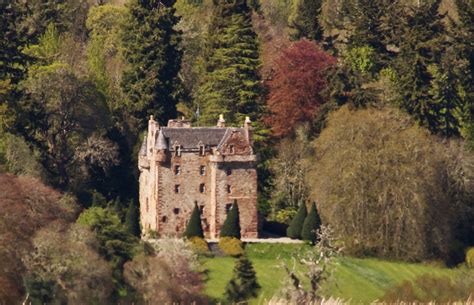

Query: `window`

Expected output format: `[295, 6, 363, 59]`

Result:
[175, 165, 181, 175]
[225, 203, 232, 214]
[200, 165, 206, 176]
[146, 198, 149, 212]
[174, 145, 181, 157]
[199, 145, 205, 156]
[175, 184, 180, 193]
[227, 185, 232, 194]
[199, 205, 205, 214]
[199, 183, 206, 193]
[173, 208, 180, 215]
[226, 168, 232, 176]
[229, 145, 235, 154]
[162, 216, 167, 223]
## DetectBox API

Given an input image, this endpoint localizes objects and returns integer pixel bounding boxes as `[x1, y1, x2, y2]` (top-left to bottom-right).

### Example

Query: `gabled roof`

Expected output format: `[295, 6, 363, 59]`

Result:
[160, 127, 234, 150]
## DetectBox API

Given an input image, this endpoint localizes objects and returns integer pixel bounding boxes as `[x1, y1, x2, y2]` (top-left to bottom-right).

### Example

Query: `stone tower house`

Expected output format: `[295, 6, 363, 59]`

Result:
[138, 115, 258, 239]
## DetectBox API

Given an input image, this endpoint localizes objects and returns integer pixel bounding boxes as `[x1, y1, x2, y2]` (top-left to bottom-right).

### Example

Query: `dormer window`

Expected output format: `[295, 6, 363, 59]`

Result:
[229, 145, 235, 154]
[199, 145, 205, 156]
[174, 145, 181, 157]
[175, 165, 181, 175]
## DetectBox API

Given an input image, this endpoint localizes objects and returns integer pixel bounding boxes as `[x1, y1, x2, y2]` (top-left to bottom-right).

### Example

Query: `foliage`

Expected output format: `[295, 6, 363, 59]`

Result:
[125, 199, 140, 236]
[382, 274, 474, 303]
[124, 238, 204, 304]
[301, 202, 322, 244]
[288, 0, 323, 41]
[184, 203, 205, 238]
[0, 133, 45, 179]
[188, 236, 211, 256]
[225, 255, 260, 303]
[265, 39, 335, 137]
[274, 208, 298, 225]
[121, 0, 182, 129]
[220, 202, 241, 239]
[466, 248, 474, 268]
[196, 0, 263, 126]
[218, 237, 245, 257]
[307, 105, 456, 261]
[287, 203, 307, 239]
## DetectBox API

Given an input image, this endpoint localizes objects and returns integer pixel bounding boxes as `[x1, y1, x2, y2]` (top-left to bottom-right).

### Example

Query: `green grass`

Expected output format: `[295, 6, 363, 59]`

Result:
[202, 243, 471, 304]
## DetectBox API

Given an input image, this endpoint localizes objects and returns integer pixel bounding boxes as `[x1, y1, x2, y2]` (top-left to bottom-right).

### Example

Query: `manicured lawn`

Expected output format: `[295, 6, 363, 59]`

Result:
[202, 243, 471, 304]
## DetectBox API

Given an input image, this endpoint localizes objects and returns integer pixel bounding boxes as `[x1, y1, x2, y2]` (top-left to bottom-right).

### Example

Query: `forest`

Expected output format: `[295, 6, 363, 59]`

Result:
[0, 0, 473, 304]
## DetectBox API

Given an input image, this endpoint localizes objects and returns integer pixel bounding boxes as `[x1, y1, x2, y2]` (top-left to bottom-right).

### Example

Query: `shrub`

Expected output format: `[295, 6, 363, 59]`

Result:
[301, 202, 321, 244]
[466, 247, 474, 268]
[188, 237, 211, 256]
[225, 255, 260, 303]
[287, 203, 307, 239]
[219, 237, 244, 257]
[220, 202, 241, 239]
[184, 203, 204, 238]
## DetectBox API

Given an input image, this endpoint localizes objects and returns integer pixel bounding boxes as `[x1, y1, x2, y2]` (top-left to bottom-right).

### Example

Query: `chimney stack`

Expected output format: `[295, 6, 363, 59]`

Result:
[217, 114, 226, 128]
[244, 116, 252, 143]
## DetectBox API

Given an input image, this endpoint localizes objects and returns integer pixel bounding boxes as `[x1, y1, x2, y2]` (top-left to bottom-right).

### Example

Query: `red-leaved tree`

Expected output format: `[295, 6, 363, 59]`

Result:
[265, 39, 336, 137]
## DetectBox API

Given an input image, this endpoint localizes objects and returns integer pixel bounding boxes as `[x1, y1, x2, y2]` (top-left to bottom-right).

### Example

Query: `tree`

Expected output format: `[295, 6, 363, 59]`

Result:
[265, 39, 335, 137]
[287, 202, 307, 239]
[196, 0, 263, 126]
[301, 202, 322, 244]
[184, 203, 204, 238]
[306, 105, 456, 261]
[122, 0, 182, 129]
[220, 202, 241, 239]
[288, 0, 323, 41]
[225, 255, 260, 303]
[125, 199, 141, 237]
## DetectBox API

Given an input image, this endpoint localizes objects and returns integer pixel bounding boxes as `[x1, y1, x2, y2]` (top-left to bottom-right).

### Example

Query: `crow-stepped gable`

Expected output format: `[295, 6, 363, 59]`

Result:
[138, 115, 258, 238]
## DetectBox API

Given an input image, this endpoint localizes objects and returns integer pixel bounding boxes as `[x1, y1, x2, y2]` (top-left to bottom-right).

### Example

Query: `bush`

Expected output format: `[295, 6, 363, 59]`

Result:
[301, 202, 321, 244]
[466, 247, 474, 268]
[188, 237, 211, 256]
[287, 203, 307, 239]
[219, 237, 244, 257]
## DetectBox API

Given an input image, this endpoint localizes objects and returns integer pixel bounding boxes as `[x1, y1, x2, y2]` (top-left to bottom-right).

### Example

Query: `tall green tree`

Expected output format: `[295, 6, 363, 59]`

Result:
[122, 0, 183, 129]
[225, 255, 260, 303]
[287, 203, 307, 239]
[125, 200, 141, 237]
[220, 202, 241, 239]
[196, 0, 262, 126]
[288, 0, 323, 41]
[301, 202, 322, 244]
[184, 203, 204, 238]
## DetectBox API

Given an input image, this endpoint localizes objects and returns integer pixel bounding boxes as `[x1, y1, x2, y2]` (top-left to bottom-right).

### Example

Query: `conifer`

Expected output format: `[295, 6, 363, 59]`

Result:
[287, 203, 307, 239]
[225, 255, 260, 303]
[121, 0, 182, 129]
[301, 202, 322, 244]
[220, 202, 241, 239]
[125, 200, 141, 237]
[288, 0, 323, 41]
[184, 203, 204, 239]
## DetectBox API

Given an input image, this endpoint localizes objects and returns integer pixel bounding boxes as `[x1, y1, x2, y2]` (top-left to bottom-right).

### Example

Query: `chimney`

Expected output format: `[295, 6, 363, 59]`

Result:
[147, 115, 159, 155]
[217, 114, 226, 128]
[244, 116, 252, 143]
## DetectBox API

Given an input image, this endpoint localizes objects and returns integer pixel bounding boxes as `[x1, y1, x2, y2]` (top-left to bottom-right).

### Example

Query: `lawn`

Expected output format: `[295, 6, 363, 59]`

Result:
[202, 243, 471, 304]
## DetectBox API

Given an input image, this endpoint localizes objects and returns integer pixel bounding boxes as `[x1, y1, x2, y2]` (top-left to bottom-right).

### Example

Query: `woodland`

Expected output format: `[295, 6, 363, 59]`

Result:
[0, 0, 473, 304]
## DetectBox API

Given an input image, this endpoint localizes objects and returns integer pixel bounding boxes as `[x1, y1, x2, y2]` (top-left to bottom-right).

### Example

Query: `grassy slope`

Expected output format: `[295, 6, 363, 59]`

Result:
[202, 243, 469, 304]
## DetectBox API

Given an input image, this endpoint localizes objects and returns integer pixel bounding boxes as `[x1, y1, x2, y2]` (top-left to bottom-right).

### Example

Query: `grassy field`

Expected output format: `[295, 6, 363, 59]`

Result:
[202, 243, 471, 304]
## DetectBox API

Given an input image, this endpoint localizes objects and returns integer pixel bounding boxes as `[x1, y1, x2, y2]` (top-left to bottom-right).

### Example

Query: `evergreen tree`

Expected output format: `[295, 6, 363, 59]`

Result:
[184, 203, 204, 238]
[220, 202, 241, 239]
[125, 199, 141, 237]
[225, 255, 260, 303]
[196, 0, 262, 126]
[122, 0, 182, 129]
[288, 0, 323, 41]
[286, 203, 307, 239]
[301, 202, 322, 244]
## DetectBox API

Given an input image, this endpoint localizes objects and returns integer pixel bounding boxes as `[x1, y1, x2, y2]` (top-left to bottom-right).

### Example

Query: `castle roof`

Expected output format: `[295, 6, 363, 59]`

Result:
[160, 127, 242, 150]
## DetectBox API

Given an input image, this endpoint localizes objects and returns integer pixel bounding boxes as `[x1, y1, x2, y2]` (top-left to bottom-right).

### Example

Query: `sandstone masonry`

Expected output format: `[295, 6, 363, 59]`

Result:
[138, 115, 258, 239]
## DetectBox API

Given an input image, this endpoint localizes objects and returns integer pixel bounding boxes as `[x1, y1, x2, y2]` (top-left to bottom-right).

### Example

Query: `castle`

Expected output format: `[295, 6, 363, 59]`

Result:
[138, 115, 258, 239]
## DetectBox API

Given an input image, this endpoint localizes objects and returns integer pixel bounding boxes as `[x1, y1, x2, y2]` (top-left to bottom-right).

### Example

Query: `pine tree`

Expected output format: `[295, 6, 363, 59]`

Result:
[220, 202, 241, 239]
[301, 202, 322, 244]
[288, 0, 323, 41]
[125, 200, 141, 237]
[225, 255, 260, 303]
[122, 0, 182, 129]
[287, 203, 307, 239]
[184, 203, 204, 238]
[196, 0, 262, 126]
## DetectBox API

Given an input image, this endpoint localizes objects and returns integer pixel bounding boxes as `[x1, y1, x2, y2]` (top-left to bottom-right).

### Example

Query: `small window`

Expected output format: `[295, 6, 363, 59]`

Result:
[173, 208, 180, 215]
[229, 145, 235, 154]
[225, 203, 232, 214]
[175, 145, 181, 157]
[162, 216, 167, 223]
[199, 145, 205, 156]
[175, 184, 180, 193]
[175, 165, 181, 175]
[226, 168, 232, 176]
[199, 205, 205, 214]
[199, 183, 206, 193]
[200, 165, 206, 176]
[227, 185, 232, 194]
[146, 198, 149, 212]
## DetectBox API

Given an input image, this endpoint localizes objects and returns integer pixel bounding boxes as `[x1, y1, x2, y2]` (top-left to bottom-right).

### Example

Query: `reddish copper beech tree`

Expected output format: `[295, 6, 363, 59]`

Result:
[265, 39, 336, 137]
